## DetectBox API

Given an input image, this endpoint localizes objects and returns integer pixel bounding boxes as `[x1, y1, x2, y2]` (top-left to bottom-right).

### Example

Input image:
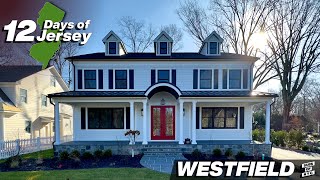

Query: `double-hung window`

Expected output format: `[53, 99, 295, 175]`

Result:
[41, 94, 47, 107]
[229, 70, 242, 89]
[209, 42, 218, 54]
[160, 42, 168, 54]
[115, 70, 127, 89]
[109, 42, 117, 54]
[20, 89, 27, 103]
[50, 76, 56, 87]
[200, 70, 212, 89]
[158, 70, 170, 83]
[84, 70, 97, 89]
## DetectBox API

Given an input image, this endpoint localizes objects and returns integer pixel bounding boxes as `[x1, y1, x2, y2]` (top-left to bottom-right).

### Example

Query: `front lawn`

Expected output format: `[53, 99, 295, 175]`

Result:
[0, 168, 170, 180]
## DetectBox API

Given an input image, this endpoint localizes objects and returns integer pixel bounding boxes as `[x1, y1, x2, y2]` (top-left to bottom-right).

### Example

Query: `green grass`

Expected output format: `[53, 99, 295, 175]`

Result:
[0, 168, 170, 180]
[20, 149, 54, 160]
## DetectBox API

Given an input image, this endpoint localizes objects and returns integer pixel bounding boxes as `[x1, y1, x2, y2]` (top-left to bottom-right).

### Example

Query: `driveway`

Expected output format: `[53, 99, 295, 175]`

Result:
[272, 147, 320, 160]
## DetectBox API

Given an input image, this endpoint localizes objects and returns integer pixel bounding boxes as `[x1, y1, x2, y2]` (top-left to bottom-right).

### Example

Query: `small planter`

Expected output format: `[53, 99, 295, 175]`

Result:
[184, 138, 191, 144]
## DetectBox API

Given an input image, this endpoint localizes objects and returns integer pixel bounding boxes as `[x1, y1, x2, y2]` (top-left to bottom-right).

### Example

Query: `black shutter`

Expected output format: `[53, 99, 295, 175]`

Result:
[196, 107, 200, 129]
[129, 69, 134, 89]
[98, 70, 103, 89]
[172, 69, 176, 85]
[193, 69, 198, 89]
[126, 107, 130, 129]
[151, 69, 156, 85]
[81, 107, 86, 129]
[240, 107, 244, 129]
[77, 70, 82, 89]
[108, 69, 113, 89]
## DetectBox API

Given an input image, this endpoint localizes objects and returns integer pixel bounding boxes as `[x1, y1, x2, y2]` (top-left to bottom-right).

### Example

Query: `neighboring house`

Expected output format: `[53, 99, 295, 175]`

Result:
[0, 66, 72, 141]
[49, 31, 277, 156]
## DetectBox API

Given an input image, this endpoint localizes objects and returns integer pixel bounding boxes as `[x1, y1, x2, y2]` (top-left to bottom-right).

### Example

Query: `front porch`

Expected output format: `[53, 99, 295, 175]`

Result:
[54, 140, 272, 157]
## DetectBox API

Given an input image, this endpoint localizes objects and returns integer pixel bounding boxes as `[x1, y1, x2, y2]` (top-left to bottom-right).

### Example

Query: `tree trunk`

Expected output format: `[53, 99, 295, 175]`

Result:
[282, 100, 292, 130]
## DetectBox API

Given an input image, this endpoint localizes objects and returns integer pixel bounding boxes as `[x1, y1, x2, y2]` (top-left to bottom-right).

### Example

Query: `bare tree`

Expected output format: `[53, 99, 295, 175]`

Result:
[51, 41, 79, 87]
[176, 0, 211, 47]
[177, 0, 277, 89]
[161, 24, 183, 52]
[118, 16, 156, 52]
[266, 0, 320, 129]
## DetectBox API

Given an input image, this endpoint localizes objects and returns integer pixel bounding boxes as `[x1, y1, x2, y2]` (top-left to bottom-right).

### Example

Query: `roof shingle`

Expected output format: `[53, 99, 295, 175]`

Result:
[0, 66, 42, 82]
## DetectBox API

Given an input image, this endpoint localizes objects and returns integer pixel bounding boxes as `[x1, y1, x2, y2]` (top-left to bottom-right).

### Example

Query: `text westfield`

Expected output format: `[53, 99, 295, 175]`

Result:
[177, 161, 295, 177]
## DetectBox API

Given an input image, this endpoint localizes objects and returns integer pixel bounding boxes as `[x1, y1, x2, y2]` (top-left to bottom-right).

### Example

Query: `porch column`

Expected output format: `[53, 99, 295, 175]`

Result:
[265, 100, 271, 144]
[54, 101, 60, 145]
[191, 101, 197, 144]
[130, 101, 134, 130]
[179, 100, 184, 144]
[142, 100, 148, 145]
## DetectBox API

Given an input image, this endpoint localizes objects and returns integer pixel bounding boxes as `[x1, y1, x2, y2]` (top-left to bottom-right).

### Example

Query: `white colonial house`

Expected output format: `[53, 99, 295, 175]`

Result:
[0, 66, 72, 141]
[49, 31, 277, 156]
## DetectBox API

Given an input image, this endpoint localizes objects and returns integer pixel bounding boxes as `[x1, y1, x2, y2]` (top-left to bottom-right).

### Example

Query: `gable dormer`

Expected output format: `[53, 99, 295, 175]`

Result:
[199, 31, 224, 56]
[102, 31, 127, 56]
[154, 31, 173, 56]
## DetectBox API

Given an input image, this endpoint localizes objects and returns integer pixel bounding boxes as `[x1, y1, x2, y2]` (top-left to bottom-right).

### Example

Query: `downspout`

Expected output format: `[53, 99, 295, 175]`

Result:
[49, 97, 56, 151]
[71, 59, 75, 91]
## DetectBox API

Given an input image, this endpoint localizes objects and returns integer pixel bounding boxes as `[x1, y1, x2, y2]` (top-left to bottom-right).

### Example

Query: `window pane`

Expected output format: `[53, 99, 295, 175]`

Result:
[115, 70, 127, 89]
[243, 69, 248, 89]
[160, 42, 167, 54]
[214, 118, 224, 128]
[226, 108, 237, 128]
[229, 70, 241, 89]
[214, 69, 219, 89]
[210, 42, 218, 54]
[200, 70, 212, 89]
[20, 89, 27, 103]
[158, 70, 170, 83]
[84, 70, 96, 89]
[88, 108, 124, 129]
[109, 42, 116, 54]
[223, 69, 227, 89]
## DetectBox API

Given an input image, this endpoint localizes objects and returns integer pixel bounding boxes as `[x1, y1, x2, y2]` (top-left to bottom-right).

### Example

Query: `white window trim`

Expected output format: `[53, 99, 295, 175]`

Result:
[157, 41, 170, 56]
[41, 94, 47, 107]
[20, 88, 27, 104]
[50, 76, 56, 87]
[198, 106, 240, 130]
[208, 42, 220, 55]
[81, 69, 99, 91]
[106, 41, 119, 56]
[198, 69, 213, 90]
[155, 69, 172, 83]
[82, 106, 128, 130]
[113, 68, 130, 90]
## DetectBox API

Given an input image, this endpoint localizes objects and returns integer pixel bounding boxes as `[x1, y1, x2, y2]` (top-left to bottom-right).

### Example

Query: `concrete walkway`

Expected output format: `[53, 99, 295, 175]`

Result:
[272, 147, 320, 160]
[140, 153, 187, 174]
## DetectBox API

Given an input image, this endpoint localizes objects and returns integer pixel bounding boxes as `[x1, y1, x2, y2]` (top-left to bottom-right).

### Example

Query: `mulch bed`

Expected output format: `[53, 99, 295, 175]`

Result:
[0, 155, 144, 172]
[183, 154, 272, 161]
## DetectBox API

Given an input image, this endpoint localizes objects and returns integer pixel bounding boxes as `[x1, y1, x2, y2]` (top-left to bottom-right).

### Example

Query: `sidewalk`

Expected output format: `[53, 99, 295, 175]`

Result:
[272, 147, 320, 160]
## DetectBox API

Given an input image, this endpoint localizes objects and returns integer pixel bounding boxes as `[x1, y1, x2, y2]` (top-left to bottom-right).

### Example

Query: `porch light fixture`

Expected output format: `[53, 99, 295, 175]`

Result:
[141, 109, 143, 116]
[160, 98, 165, 105]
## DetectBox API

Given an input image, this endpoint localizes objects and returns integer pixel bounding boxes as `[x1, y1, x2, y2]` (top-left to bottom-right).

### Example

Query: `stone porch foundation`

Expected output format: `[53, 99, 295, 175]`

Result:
[54, 141, 272, 157]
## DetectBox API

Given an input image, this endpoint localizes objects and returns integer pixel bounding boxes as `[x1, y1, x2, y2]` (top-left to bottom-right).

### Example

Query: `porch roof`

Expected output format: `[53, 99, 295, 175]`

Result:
[48, 90, 277, 98]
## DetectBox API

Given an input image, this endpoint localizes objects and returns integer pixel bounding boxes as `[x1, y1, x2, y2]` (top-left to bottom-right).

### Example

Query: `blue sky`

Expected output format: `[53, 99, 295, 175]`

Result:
[62, 0, 210, 55]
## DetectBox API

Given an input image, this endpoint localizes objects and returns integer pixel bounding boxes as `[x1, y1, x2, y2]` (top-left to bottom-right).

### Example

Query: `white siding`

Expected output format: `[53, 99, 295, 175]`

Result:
[1, 68, 72, 140]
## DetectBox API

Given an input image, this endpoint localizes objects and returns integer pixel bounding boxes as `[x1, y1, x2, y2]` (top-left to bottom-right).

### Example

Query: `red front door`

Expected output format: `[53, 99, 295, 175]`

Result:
[151, 106, 175, 140]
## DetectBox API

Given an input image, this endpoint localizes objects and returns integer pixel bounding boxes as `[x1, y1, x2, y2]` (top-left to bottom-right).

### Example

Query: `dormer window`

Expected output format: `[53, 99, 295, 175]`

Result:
[109, 42, 117, 54]
[160, 42, 168, 54]
[209, 42, 218, 55]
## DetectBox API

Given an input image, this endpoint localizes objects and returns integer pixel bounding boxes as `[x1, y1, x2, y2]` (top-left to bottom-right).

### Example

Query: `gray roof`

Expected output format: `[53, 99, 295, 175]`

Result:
[0, 88, 14, 105]
[0, 65, 42, 82]
[67, 52, 258, 61]
[48, 90, 277, 98]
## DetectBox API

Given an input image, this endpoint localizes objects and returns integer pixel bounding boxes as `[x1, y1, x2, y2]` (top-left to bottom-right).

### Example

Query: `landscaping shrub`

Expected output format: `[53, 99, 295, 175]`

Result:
[103, 149, 112, 158]
[82, 152, 93, 160]
[212, 149, 222, 157]
[295, 130, 304, 149]
[4, 156, 21, 168]
[224, 149, 233, 157]
[302, 145, 309, 152]
[70, 150, 81, 158]
[252, 129, 265, 142]
[191, 149, 203, 159]
[286, 129, 304, 148]
[236, 151, 246, 159]
[94, 150, 103, 158]
[59, 151, 69, 161]
[271, 130, 287, 147]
